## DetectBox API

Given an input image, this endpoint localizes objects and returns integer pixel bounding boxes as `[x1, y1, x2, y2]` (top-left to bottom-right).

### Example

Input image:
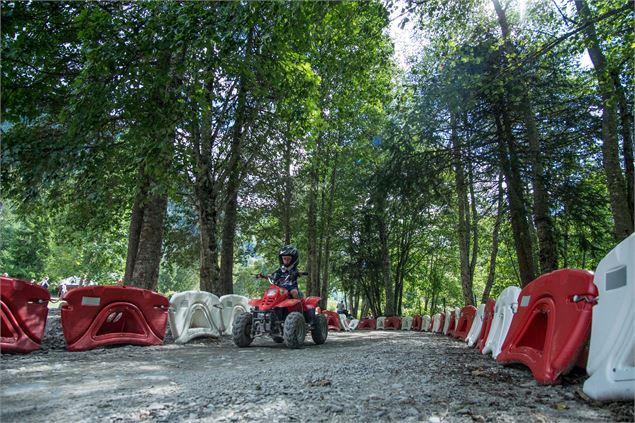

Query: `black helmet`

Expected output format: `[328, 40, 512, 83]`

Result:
[278, 245, 299, 269]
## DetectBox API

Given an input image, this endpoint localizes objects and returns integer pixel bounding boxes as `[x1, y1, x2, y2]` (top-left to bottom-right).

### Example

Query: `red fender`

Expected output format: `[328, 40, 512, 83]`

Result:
[303, 296, 321, 310]
[275, 299, 303, 313]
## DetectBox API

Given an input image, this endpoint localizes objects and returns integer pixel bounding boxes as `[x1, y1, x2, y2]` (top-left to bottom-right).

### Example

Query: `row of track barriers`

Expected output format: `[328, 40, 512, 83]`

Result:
[327, 234, 635, 402]
[0, 282, 250, 352]
[1, 234, 632, 401]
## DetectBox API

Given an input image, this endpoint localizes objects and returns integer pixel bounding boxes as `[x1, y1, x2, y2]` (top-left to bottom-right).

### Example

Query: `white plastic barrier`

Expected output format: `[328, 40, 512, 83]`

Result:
[376, 316, 386, 330]
[453, 307, 461, 331]
[401, 316, 413, 330]
[422, 315, 431, 332]
[432, 313, 442, 333]
[338, 314, 360, 331]
[168, 291, 223, 343]
[584, 233, 635, 401]
[218, 294, 251, 335]
[466, 303, 486, 347]
[482, 286, 521, 358]
[442, 308, 453, 335]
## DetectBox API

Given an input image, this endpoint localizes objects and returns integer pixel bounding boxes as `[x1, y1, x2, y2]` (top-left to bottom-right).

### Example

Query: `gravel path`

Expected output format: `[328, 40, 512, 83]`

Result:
[1, 310, 633, 422]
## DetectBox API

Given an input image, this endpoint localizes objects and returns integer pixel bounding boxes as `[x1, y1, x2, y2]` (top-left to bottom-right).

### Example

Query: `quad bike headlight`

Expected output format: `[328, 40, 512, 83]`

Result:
[266, 288, 278, 297]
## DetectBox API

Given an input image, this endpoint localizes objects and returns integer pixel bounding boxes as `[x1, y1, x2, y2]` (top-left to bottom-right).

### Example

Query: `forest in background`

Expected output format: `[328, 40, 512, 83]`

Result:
[1, 0, 632, 317]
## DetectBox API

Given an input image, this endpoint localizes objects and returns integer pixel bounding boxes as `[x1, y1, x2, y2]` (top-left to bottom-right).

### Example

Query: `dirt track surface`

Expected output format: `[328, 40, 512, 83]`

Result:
[1, 310, 633, 423]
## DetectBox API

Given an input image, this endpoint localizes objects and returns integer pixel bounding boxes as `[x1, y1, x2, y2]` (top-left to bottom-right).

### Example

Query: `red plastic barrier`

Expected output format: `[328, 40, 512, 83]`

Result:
[447, 312, 457, 336]
[476, 299, 496, 351]
[496, 269, 597, 384]
[454, 305, 477, 341]
[384, 316, 401, 330]
[1, 277, 50, 353]
[357, 319, 376, 330]
[61, 286, 169, 351]
[411, 315, 422, 331]
[321, 310, 342, 331]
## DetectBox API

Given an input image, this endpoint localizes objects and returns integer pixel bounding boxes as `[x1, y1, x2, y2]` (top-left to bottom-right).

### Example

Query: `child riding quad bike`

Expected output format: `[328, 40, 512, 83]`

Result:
[232, 245, 328, 349]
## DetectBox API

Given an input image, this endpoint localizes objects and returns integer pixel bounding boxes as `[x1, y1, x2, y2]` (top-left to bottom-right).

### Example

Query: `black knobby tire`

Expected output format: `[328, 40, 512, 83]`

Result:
[283, 312, 306, 349]
[272, 336, 284, 343]
[232, 312, 254, 347]
[311, 313, 328, 345]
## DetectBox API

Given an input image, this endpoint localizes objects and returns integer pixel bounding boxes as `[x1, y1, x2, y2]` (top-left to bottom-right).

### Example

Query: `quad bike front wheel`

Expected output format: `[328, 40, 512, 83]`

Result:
[232, 312, 254, 347]
[311, 313, 328, 345]
[283, 312, 306, 349]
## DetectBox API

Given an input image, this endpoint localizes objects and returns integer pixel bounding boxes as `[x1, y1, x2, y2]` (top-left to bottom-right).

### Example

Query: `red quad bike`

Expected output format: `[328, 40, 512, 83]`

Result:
[232, 274, 328, 349]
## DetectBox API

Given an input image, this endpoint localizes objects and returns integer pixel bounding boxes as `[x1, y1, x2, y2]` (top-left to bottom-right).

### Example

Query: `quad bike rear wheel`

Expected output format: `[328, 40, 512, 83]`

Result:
[232, 312, 254, 347]
[283, 312, 306, 349]
[311, 313, 328, 345]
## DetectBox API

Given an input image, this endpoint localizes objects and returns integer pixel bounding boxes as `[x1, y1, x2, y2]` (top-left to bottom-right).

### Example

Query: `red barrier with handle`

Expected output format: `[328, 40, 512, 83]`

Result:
[1, 277, 50, 353]
[384, 316, 402, 330]
[61, 286, 168, 351]
[476, 299, 496, 351]
[454, 305, 477, 341]
[321, 310, 342, 331]
[496, 269, 597, 384]
[357, 319, 376, 330]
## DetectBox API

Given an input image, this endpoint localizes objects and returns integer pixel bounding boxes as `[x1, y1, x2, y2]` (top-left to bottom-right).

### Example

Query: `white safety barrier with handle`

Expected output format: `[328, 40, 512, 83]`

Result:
[401, 316, 413, 330]
[432, 313, 442, 333]
[482, 286, 521, 358]
[443, 308, 453, 335]
[218, 294, 251, 335]
[376, 316, 386, 330]
[466, 303, 486, 347]
[583, 233, 635, 401]
[422, 315, 431, 332]
[168, 291, 223, 343]
[453, 307, 461, 331]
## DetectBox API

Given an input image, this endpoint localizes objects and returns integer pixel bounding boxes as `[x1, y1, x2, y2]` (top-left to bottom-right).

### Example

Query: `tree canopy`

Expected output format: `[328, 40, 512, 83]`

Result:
[1, 0, 632, 316]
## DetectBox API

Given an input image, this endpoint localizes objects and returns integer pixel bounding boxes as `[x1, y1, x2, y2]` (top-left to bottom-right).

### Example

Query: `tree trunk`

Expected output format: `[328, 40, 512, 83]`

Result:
[574, 0, 633, 241]
[320, 161, 338, 309]
[468, 161, 479, 287]
[283, 136, 293, 245]
[307, 161, 320, 296]
[482, 177, 504, 303]
[377, 195, 394, 316]
[124, 169, 146, 284]
[452, 113, 474, 306]
[130, 185, 168, 291]
[198, 184, 219, 293]
[218, 65, 249, 296]
[495, 107, 536, 286]
[613, 74, 634, 223]
[492, 0, 557, 273]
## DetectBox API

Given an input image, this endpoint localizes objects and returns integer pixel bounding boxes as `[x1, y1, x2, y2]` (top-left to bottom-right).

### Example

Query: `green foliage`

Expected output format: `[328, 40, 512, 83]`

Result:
[1, 0, 628, 314]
